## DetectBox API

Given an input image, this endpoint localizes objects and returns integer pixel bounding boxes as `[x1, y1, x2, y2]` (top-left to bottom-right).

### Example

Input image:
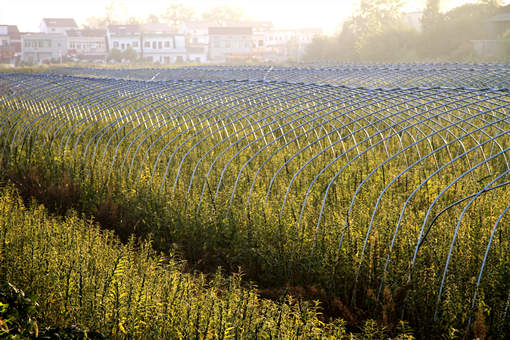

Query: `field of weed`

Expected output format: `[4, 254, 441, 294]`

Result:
[0, 64, 509, 338]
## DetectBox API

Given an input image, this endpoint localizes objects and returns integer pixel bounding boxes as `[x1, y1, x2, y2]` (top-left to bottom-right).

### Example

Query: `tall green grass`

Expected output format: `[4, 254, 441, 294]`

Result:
[0, 185, 418, 339]
[0, 75, 509, 337]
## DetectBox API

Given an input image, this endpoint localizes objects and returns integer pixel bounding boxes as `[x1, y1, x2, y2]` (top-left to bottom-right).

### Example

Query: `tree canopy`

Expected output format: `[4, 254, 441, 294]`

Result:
[163, 3, 196, 29]
[304, 0, 505, 62]
[201, 6, 246, 26]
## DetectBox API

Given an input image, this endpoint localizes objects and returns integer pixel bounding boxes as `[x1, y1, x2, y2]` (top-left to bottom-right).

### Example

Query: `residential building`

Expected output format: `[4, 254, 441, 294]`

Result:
[40, 18, 78, 34]
[0, 25, 21, 64]
[106, 25, 142, 56]
[141, 23, 186, 64]
[182, 22, 210, 63]
[264, 28, 321, 62]
[67, 29, 107, 61]
[486, 12, 510, 39]
[473, 6, 510, 58]
[186, 46, 207, 63]
[21, 33, 67, 63]
[208, 27, 253, 62]
[182, 21, 210, 45]
[294, 28, 322, 59]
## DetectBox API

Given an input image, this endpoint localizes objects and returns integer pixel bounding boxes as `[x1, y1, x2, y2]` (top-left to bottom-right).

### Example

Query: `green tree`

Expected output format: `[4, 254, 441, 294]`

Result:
[347, 0, 404, 55]
[303, 35, 347, 62]
[127, 16, 141, 25]
[163, 3, 196, 29]
[303, 0, 405, 63]
[146, 14, 160, 24]
[107, 48, 123, 62]
[422, 0, 441, 32]
[357, 24, 420, 62]
[84, 16, 110, 29]
[419, 2, 499, 59]
[351, 0, 404, 34]
[201, 6, 245, 26]
[84, 1, 135, 28]
[105, 0, 128, 25]
[122, 46, 138, 63]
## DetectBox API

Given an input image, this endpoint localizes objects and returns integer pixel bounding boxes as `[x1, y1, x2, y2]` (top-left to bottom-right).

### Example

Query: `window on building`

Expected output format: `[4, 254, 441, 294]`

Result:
[152, 41, 157, 49]
[213, 40, 220, 48]
[164, 56, 170, 64]
[121, 43, 125, 49]
[164, 41, 170, 48]
[258, 40, 263, 47]
[158, 41, 162, 49]
[144, 41, 150, 48]
[133, 41, 139, 48]
[113, 41, 119, 48]
[172, 37, 176, 49]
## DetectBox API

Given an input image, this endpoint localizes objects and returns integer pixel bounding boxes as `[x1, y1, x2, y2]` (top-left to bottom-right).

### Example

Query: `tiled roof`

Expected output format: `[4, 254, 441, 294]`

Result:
[0, 25, 20, 39]
[225, 21, 273, 29]
[208, 27, 252, 35]
[141, 23, 175, 34]
[43, 18, 78, 28]
[108, 25, 141, 35]
[183, 22, 214, 30]
[66, 29, 106, 37]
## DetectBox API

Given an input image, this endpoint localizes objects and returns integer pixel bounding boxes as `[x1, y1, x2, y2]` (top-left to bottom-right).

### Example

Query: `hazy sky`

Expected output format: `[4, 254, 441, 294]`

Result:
[1, 0, 508, 35]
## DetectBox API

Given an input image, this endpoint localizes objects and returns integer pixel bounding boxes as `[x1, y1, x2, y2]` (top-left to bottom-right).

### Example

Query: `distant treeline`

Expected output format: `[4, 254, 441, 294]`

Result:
[304, 1, 508, 62]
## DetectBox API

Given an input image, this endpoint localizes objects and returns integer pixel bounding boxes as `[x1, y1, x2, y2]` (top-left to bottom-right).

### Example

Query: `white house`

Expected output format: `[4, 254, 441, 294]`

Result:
[67, 29, 107, 61]
[208, 27, 253, 63]
[181, 21, 210, 45]
[0, 25, 21, 64]
[141, 23, 186, 64]
[40, 18, 77, 34]
[106, 25, 142, 55]
[473, 9, 510, 58]
[264, 28, 321, 62]
[181, 22, 210, 63]
[186, 46, 207, 63]
[21, 33, 67, 63]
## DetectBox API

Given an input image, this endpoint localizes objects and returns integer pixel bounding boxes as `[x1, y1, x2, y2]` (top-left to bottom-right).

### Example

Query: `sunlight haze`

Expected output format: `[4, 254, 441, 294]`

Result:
[1, 0, 509, 35]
